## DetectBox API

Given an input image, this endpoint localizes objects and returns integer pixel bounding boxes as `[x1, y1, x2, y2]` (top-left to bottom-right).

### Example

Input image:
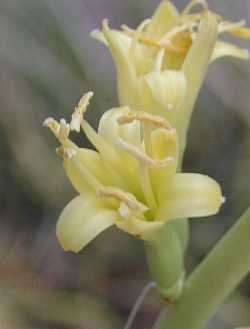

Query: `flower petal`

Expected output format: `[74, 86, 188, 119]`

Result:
[63, 148, 112, 193]
[102, 21, 135, 81]
[211, 41, 249, 62]
[82, 120, 142, 197]
[156, 173, 223, 221]
[116, 216, 163, 240]
[102, 22, 154, 111]
[150, 128, 179, 191]
[98, 108, 145, 196]
[93, 21, 140, 107]
[98, 107, 141, 146]
[145, 70, 186, 117]
[57, 195, 117, 252]
[91, 29, 108, 45]
[81, 120, 126, 171]
[179, 12, 218, 147]
[151, 128, 178, 161]
[146, 1, 180, 38]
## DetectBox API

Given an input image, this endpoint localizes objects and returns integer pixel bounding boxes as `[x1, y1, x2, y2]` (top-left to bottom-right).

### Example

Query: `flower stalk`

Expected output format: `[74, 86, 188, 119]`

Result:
[154, 208, 250, 329]
[144, 221, 187, 300]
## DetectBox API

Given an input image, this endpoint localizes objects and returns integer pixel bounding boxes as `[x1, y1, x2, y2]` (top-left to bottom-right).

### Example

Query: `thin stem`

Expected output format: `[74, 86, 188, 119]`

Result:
[123, 281, 156, 329]
[154, 208, 250, 329]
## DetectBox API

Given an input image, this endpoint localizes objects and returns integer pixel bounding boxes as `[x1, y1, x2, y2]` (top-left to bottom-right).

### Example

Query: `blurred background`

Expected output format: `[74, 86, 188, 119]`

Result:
[0, 0, 250, 328]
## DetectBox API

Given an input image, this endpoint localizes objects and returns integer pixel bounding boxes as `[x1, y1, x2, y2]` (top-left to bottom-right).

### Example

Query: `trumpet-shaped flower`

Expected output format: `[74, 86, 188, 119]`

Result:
[44, 92, 224, 253]
[92, 0, 250, 154]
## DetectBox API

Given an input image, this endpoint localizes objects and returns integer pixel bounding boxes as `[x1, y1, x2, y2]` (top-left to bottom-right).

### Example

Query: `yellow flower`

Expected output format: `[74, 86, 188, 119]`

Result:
[44, 92, 224, 253]
[92, 0, 250, 154]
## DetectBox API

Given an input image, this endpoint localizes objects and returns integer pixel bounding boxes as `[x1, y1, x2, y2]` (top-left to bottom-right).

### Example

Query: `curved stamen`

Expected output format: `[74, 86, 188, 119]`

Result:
[218, 20, 246, 34]
[116, 137, 175, 213]
[122, 20, 187, 53]
[116, 138, 174, 168]
[81, 120, 142, 197]
[122, 25, 160, 47]
[123, 25, 187, 53]
[182, 0, 208, 16]
[117, 111, 174, 130]
[160, 22, 195, 44]
[44, 91, 94, 140]
[98, 186, 148, 213]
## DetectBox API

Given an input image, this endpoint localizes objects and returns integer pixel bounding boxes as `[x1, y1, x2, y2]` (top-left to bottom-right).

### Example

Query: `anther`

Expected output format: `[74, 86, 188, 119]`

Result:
[56, 146, 76, 159]
[58, 119, 70, 140]
[122, 26, 160, 47]
[43, 117, 60, 135]
[43, 117, 70, 141]
[70, 91, 94, 132]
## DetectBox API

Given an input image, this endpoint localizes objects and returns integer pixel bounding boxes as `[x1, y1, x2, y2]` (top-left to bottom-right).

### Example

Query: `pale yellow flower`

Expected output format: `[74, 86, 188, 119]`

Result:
[92, 0, 250, 154]
[44, 92, 224, 253]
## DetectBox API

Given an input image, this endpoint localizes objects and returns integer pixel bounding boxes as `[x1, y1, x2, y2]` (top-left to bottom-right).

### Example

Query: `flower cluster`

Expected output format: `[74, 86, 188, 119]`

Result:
[92, 0, 250, 153]
[44, 0, 249, 253]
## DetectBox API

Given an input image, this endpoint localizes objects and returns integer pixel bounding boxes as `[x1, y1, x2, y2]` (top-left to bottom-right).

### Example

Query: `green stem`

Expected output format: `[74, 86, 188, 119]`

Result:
[154, 208, 250, 329]
[145, 222, 185, 300]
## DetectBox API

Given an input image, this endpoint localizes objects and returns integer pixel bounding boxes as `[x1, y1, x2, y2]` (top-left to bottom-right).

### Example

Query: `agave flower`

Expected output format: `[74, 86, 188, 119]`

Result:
[92, 0, 250, 154]
[44, 92, 223, 253]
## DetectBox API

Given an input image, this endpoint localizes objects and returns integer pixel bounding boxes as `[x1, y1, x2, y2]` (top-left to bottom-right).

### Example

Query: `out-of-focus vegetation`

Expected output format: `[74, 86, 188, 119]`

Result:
[0, 0, 250, 328]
